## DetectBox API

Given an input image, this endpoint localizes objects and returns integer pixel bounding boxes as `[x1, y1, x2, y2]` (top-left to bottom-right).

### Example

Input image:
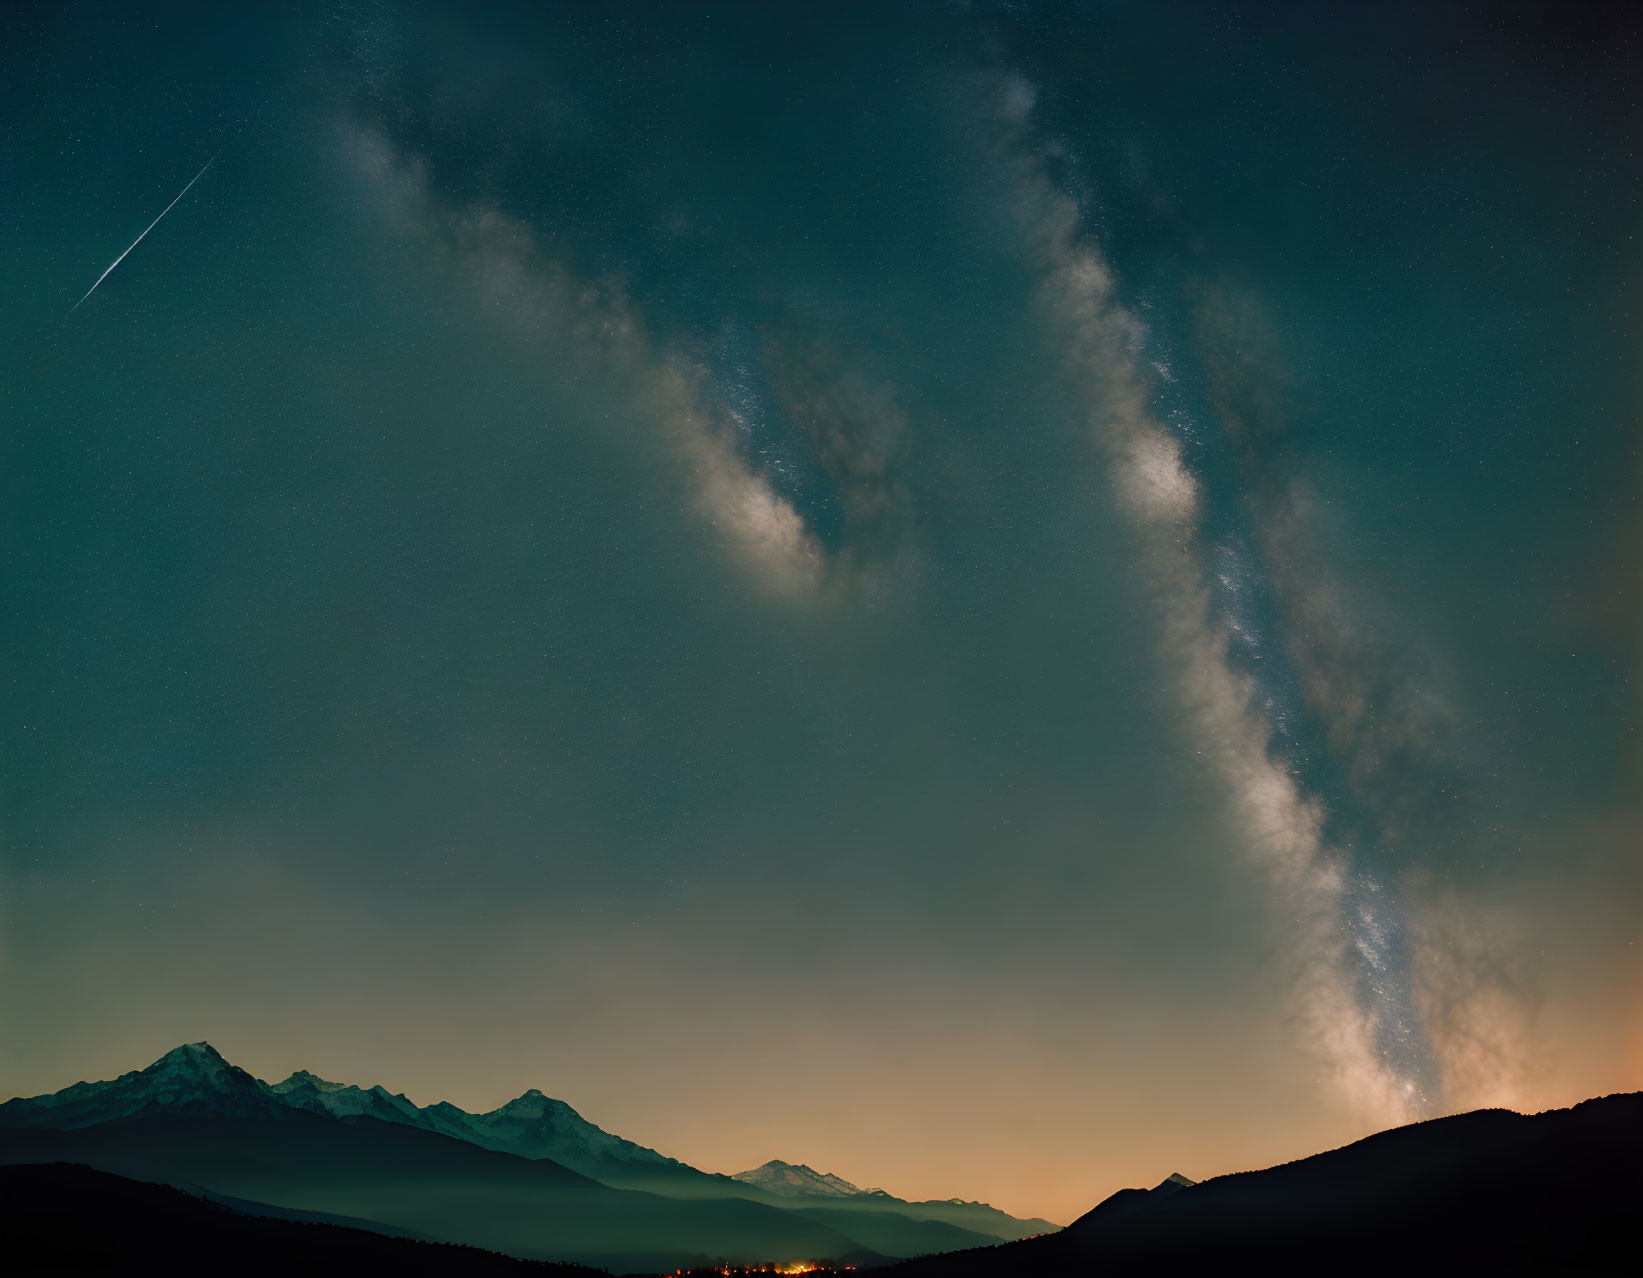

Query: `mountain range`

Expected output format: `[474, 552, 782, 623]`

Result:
[8, 1044, 1635, 1275]
[0, 1043, 1052, 1271]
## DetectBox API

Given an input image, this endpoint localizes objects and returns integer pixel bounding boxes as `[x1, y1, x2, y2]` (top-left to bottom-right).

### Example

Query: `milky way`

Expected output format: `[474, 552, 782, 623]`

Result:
[986, 66, 1458, 1120]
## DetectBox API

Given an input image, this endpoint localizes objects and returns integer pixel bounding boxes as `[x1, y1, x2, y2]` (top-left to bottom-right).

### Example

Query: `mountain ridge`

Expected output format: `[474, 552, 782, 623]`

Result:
[0, 1043, 1040, 1266]
[259, 1065, 683, 1179]
[0, 1104, 876, 1271]
[733, 1158, 865, 1198]
[878, 1091, 1643, 1277]
[0, 1041, 287, 1130]
[729, 1157, 1059, 1240]
[0, 1043, 1051, 1239]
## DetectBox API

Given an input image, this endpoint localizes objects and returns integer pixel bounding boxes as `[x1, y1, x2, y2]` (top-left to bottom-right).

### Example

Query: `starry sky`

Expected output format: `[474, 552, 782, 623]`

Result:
[2, 0, 1640, 1225]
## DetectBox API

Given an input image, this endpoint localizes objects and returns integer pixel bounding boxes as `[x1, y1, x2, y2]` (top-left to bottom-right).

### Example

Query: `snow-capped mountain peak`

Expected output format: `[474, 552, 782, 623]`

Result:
[0, 1042, 281, 1130]
[493, 1089, 573, 1121]
[144, 1042, 242, 1089]
[3, 1045, 677, 1179]
[269, 1069, 347, 1094]
[268, 1070, 424, 1126]
[449, 1089, 681, 1171]
[732, 1159, 864, 1198]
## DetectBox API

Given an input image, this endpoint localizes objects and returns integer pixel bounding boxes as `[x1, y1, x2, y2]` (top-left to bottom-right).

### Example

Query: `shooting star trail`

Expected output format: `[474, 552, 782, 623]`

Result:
[70, 155, 216, 313]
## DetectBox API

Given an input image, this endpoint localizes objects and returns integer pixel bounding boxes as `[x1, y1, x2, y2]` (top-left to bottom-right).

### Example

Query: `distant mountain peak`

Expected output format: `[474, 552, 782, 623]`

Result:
[732, 1159, 863, 1198]
[1160, 1172, 1195, 1188]
[495, 1088, 576, 1121]
[269, 1070, 342, 1094]
[0, 1040, 286, 1131]
[142, 1043, 257, 1092]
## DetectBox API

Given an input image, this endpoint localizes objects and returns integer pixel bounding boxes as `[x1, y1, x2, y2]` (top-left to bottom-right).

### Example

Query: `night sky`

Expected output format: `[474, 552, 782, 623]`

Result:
[3, 1, 1639, 1224]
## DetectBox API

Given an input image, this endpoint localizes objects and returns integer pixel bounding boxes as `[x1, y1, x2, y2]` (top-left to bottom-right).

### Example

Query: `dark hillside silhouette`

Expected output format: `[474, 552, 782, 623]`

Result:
[879, 1092, 1643, 1276]
[0, 1162, 604, 1276]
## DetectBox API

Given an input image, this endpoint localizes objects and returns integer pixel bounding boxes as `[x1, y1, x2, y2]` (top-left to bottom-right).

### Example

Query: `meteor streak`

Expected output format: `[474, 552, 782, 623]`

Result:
[70, 155, 215, 312]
